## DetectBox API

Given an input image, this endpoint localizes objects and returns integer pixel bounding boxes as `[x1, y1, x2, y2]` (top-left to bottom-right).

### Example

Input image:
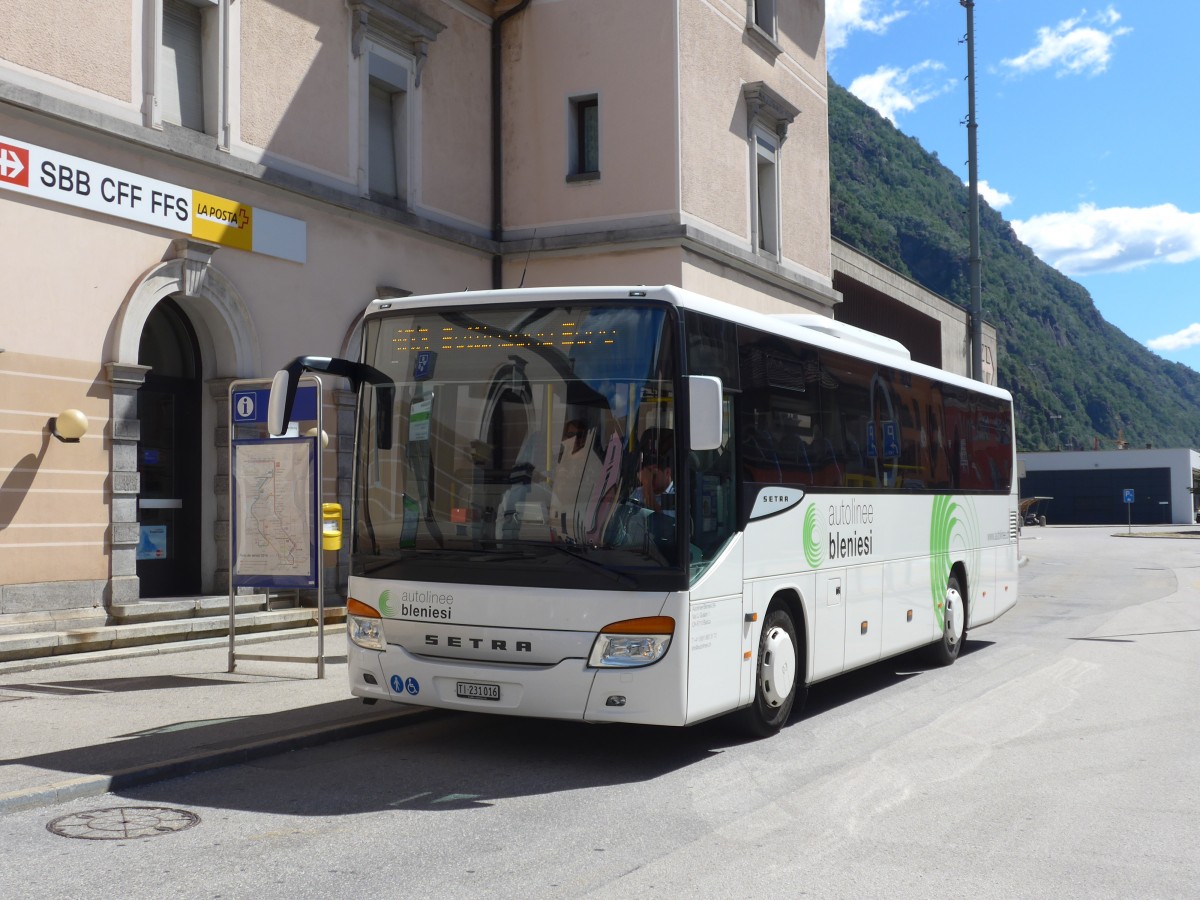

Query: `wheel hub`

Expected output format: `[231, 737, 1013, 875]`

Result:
[945, 587, 965, 645]
[760, 625, 796, 708]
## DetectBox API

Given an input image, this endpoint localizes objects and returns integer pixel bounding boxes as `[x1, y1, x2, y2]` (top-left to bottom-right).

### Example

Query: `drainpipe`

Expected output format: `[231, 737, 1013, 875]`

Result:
[492, 0, 533, 289]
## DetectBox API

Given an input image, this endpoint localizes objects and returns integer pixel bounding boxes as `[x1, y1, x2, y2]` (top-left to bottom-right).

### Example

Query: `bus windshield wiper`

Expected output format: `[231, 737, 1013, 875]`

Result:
[517, 541, 639, 589]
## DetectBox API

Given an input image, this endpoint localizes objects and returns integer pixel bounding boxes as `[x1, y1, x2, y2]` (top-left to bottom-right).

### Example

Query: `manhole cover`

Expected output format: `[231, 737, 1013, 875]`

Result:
[47, 806, 200, 840]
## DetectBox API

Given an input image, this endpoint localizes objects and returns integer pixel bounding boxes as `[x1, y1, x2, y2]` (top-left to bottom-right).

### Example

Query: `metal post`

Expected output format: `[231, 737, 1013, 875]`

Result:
[962, 0, 983, 381]
[228, 379, 239, 674]
[316, 391, 325, 679]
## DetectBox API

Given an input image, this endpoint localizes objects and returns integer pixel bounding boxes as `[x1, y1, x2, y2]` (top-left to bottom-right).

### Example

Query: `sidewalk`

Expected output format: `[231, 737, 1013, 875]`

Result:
[0, 629, 425, 816]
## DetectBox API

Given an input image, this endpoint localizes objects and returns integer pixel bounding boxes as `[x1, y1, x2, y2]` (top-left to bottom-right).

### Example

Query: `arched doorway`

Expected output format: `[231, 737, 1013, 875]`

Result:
[136, 297, 203, 597]
[108, 239, 259, 606]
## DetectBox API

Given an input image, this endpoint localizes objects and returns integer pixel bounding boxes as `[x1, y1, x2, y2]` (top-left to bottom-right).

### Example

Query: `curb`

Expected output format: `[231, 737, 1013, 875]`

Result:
[0, 705, 432, 817]
[0, 625, 337, 676]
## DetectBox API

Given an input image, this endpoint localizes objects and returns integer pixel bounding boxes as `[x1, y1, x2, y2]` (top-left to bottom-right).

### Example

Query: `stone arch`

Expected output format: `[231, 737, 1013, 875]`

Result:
[111, 238, 259, 377]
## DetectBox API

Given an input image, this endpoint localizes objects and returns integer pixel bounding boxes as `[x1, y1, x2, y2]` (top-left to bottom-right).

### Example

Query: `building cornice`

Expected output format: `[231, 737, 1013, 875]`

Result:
[502, 222, 838, 309]
[743, 81, 800, 142]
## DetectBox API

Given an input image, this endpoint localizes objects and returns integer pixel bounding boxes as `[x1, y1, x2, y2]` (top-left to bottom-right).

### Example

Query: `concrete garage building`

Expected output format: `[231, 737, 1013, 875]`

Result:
[1019, 449, 1200, 526]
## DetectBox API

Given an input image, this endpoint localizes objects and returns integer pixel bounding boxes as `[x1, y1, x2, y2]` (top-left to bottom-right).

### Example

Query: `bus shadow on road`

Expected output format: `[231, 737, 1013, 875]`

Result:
[110, 710, 735, 815]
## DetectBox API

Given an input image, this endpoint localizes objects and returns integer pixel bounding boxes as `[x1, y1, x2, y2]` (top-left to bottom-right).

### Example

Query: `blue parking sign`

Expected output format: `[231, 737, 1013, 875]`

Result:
[1123, 489, 1135, 504]
[413, 350, 437, 381]
[882, 421, 899, 458]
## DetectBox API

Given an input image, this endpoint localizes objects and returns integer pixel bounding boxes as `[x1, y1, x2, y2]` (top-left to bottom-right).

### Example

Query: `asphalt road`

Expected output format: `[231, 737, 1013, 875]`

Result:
[2, 526, 1197, 899]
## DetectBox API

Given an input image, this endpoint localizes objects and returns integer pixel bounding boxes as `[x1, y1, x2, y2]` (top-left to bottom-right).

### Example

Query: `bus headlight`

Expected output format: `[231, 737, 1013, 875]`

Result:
[588, 616, 674, 668]
[347, 597, 385, 651]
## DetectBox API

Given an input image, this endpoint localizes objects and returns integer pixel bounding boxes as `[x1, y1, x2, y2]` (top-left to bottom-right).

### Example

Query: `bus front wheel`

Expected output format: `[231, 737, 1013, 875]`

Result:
[738, 606, 804, 737]
[925, 572, 967, 666]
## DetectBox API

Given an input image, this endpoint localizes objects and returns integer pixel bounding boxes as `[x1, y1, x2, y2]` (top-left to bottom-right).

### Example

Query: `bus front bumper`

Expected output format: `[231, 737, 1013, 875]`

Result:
[348, 641, 688, 726]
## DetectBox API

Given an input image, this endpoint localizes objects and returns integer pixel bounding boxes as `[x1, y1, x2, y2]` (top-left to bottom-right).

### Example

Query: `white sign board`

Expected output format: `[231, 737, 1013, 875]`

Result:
[0, 134, 306, 263]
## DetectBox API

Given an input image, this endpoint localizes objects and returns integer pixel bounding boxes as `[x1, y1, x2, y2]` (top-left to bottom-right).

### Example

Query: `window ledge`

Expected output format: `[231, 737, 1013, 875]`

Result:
[566, 171, 601, 184]
[745, 24, 783, 60]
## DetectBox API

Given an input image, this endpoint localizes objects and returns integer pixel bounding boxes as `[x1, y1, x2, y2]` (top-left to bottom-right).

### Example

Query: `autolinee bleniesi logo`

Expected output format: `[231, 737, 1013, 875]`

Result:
[378, 587, 454, 620]
[826, 499, 875, 562]
[803, 505, 823, 568]
[928, 495, 981, 628]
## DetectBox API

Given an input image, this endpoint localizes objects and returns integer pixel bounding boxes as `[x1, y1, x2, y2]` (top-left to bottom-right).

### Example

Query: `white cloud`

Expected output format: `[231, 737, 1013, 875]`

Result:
[826, 0, 908, 55]
[1012, 203, 1200, 275]
[847, 61, 955, 123]
[1001, 6, 1132, 77]
[1148, 324, 1200, 352]
[974, 180, 1013, 209]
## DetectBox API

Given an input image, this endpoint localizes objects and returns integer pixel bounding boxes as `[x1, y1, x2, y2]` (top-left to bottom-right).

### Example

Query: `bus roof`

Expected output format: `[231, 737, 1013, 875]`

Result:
[366, 285, 1012, 403]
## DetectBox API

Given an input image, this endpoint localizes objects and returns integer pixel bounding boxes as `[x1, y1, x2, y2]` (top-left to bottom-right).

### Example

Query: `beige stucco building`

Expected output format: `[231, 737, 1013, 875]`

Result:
[0, 0, 993, 616]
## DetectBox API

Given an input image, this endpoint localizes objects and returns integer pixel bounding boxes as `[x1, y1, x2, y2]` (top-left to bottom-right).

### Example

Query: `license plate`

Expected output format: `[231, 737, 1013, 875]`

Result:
[456, 681, 500, 701]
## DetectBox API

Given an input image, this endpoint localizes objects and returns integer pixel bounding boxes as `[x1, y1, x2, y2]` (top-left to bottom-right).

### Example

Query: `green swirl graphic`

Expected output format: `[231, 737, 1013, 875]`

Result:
[928, 496, 955, 628]
[378, 589, 394, 617]
[928, 495, 981, 628]
[803, 504, 823, 569]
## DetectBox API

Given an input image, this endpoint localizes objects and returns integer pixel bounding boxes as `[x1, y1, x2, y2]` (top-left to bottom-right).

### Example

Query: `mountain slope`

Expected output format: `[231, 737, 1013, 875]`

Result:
[828, 79, 1200, 452]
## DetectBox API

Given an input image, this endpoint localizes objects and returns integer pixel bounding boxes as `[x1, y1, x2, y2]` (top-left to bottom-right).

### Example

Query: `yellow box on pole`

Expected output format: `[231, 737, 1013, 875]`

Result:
[322, 502, 343, 551]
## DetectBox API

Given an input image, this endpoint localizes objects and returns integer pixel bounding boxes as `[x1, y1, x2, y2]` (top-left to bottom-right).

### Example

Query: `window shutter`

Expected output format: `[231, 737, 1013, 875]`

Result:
[368, 82, 399, 197]
[161, 0, 204, 131]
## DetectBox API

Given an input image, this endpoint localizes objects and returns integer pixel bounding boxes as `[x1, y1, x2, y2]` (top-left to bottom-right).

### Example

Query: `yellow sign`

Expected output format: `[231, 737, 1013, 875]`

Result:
[191, 190, 253, 252]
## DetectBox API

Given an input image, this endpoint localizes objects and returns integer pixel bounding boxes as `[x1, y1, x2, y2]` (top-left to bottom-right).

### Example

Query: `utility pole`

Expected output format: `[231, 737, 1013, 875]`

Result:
[961, 0, 983, 381]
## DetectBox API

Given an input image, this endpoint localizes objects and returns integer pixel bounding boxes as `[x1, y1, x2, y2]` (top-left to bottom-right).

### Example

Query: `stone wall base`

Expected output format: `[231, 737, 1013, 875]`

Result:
[0, 579, 109, 615]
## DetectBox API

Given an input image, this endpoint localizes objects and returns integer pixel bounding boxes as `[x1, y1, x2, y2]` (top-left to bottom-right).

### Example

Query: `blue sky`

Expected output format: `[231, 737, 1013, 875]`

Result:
[826, 1, 1200, 371]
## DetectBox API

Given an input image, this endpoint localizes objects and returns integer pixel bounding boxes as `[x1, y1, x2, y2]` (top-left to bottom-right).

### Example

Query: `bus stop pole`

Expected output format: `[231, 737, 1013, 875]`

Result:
[316, 394, 325, 679]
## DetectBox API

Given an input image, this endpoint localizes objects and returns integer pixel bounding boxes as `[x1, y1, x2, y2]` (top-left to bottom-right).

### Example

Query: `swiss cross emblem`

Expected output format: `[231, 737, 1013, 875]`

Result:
[0, 142, 30, 187]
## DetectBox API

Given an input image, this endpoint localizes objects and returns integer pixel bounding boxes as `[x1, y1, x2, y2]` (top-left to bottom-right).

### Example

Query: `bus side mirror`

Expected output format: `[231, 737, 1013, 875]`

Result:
[267, 356, 394, 450]
[689, 375, 723, 452]
[267, 368, 295, 436]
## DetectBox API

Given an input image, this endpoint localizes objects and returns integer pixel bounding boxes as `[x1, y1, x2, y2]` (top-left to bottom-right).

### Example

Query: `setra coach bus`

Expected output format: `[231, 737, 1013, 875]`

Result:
[268, 285, 1018, 736]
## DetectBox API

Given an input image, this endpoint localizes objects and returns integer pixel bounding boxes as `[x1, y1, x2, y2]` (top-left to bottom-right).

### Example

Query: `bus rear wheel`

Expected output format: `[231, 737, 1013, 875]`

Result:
[738, 606, 804, 738]
[925, 572, 966, 666]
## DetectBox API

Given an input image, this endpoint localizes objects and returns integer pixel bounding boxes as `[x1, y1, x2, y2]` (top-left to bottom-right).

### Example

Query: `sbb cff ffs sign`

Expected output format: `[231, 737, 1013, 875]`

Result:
[0, 133, 306, 263]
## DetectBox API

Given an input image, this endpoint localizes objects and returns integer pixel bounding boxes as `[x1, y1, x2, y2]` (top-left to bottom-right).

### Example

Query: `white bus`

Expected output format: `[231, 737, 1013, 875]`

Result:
[269, 286, 1019, 735]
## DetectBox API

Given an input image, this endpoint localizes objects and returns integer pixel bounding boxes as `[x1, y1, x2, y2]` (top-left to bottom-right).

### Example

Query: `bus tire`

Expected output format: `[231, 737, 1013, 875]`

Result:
[738, 606, 804, 737]
[925, 572, 967, 666]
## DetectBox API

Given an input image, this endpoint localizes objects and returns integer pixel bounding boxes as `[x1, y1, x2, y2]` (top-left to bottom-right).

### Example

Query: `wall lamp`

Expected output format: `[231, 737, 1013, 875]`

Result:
[303, 426, 329, 449]
[49, 408, 89, 443]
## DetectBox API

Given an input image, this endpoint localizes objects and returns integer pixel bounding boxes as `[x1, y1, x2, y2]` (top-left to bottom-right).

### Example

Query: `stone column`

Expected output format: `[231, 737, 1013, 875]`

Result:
[105, 362, 150, 606]
[209, 377, 237, 591]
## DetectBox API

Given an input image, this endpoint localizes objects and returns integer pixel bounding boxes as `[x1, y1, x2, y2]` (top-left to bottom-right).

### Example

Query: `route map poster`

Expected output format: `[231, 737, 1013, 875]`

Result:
[231, 437, 318, 587]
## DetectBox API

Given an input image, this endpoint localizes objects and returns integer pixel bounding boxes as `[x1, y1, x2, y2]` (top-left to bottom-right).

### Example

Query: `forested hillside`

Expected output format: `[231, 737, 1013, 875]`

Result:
[828, 79, 1200, 452]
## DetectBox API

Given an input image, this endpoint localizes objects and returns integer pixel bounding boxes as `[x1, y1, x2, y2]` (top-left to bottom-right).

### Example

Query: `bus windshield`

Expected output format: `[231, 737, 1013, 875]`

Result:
[353, 301, 684, 590]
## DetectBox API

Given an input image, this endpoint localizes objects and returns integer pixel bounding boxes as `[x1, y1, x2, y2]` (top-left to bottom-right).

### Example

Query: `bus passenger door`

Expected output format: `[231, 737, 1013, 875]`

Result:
[684, 538, 744, 723]
[812, 573, 845, 679]
[844, 564, 883, 670]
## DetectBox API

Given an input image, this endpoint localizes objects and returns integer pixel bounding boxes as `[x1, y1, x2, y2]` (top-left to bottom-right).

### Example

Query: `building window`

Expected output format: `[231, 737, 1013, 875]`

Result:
[349, 1, 445, 204]
[754, 133, 779, 255]
[568, 94, 600, 181]
[160, 0, 217, 132]
[367, 53, 410, 200]
[752, 0, 777, 39]
[743, 82, 798, 260]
